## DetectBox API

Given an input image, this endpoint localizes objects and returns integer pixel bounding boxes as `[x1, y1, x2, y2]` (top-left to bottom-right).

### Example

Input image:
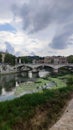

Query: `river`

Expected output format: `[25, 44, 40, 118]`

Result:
[0, 70, 49, 101]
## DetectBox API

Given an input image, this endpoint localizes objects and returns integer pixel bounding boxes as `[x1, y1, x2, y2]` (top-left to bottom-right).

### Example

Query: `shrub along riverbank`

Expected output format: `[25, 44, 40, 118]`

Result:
[0, 76, 73, 130]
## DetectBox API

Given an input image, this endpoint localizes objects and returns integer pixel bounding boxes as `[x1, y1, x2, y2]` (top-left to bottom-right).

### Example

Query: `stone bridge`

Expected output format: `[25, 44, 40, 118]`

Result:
[14, 63, 73, 73]
[0, 63, 72, 77]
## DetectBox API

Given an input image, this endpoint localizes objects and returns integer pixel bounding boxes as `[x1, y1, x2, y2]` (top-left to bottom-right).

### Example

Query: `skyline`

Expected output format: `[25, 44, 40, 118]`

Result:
[0, 0, 73, 56]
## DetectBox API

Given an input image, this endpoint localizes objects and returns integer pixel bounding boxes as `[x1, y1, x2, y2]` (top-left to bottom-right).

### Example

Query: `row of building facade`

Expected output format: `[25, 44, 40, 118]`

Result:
[33, 56, 68, 64]
[0, 52, 68, 65]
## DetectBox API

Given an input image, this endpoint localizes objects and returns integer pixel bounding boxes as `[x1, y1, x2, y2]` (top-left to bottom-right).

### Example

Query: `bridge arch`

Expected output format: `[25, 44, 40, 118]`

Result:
[35, 65, 54, 72]
[58, 65, 73, 73]
[14, 63, 73, 73]
[17, 65, 32, 71]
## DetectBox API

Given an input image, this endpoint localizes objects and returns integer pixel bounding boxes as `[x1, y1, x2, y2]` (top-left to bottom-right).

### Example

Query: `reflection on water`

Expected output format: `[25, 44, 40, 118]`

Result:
[39, 71, 49, 77]
[0, 70, 49, 101]
[0, 74, 16, 95]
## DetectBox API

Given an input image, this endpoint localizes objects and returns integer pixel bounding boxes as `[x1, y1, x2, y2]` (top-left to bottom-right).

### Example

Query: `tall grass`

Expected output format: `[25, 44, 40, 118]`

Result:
[0, 77, 73, 130]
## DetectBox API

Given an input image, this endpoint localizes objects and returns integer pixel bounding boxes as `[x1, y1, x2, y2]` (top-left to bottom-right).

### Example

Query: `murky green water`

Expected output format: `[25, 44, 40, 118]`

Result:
[0, 71, 49, 101]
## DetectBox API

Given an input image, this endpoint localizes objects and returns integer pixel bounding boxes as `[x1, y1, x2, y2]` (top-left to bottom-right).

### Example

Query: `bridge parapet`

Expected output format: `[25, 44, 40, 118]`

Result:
[14, 63, 73, 71]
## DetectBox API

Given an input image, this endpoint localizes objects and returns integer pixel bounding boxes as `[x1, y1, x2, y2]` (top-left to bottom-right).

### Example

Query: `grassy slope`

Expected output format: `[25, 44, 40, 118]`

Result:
[0, 84, 73, 130]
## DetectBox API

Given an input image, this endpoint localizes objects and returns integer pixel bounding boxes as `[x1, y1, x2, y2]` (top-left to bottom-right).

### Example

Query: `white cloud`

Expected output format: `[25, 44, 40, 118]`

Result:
[0, 0, 73, 56]
[0, 31, 49, 56]
[0, 29, 73, 56]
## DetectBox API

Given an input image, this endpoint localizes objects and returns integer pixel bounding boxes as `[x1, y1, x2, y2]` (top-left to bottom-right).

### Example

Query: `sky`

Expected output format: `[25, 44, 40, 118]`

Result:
[0, 0, 73, 56]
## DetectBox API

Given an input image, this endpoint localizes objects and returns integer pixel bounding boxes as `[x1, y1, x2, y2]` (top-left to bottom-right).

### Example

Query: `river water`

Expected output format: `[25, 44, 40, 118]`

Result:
[0, 70, 49, 101]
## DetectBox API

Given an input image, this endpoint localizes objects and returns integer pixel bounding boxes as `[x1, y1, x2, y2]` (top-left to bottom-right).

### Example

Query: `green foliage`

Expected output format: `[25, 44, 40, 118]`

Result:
[17, 56, 32, 63]
[67, 76, 73, 86]
[67, 55, 73, 63]
[0, 83, 73, 129]
[0, 74, 73, 130]
[17, 56, 44, 63]
[4, 53, 15, 65]
[0, 53, 2, 63]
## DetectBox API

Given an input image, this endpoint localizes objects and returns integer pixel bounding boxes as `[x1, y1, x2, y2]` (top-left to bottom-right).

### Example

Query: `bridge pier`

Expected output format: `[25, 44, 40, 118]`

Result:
[32, 70, 39, 78]
[53, 68, 58, 73]
[23, 70, 29, 77]
[19, 58, 21, 64]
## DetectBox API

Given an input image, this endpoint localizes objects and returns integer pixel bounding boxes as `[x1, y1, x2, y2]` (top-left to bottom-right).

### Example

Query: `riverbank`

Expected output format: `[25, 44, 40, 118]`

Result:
[0, 75, 73, 130]
[49, 97, 73, 130]
[0, 70, 17, 75]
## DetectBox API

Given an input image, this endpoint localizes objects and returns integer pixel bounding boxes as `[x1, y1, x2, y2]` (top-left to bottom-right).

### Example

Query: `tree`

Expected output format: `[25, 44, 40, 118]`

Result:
[4, 53, 16, 65]
[67, 55, 73, 63]
[67, 77, 73, 86]
[18, 56, 32, 63]
[0, 53, 2, 63]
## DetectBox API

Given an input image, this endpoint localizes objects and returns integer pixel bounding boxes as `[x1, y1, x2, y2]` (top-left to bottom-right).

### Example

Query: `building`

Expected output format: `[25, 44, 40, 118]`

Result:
[59, 56, 67, 64]
[44, 56, 67, 64]
[32, 59, 44, 64]
[53, 57, 59, 64]
[53, 56, 67, 64]
[44, 56, 53, 64]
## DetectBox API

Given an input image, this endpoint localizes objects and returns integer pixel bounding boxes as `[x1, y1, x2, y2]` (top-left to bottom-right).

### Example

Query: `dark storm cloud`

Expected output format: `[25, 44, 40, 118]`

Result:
[12, 0, 73, 32]
[50, 34, 68, 49]
[12, 0, 52, 32]
[12, 0, 73, 49]
[50, 22, 73, 49]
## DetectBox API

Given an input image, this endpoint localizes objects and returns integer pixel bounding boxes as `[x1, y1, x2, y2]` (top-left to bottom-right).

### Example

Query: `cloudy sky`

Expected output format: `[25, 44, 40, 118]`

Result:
[0, 0, 73, 56]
